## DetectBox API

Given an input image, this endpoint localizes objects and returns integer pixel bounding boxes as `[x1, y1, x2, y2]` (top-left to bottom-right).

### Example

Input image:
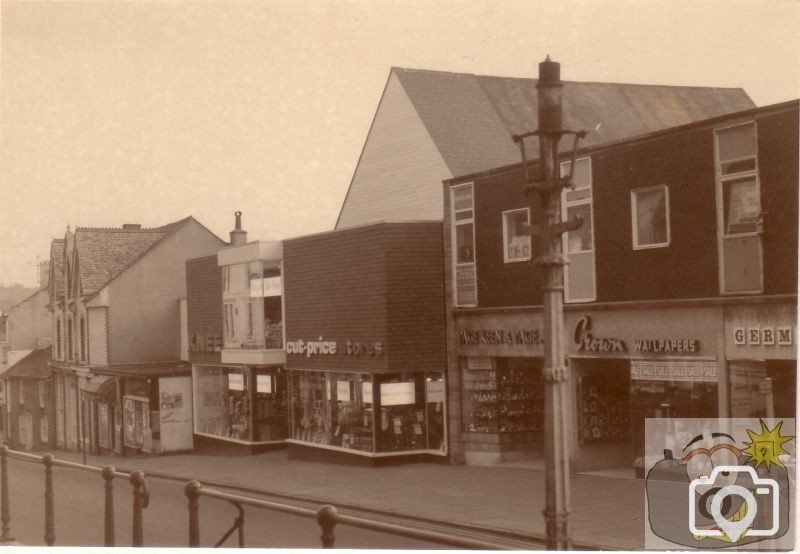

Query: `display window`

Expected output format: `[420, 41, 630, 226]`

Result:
[577, 362, 631, 445]
[461, 357, 543, 434]
[729, 359, 796, 419]
[193, 365, 287, 443]
[123, 396, 148, 449]
[289, 370, 446, 455]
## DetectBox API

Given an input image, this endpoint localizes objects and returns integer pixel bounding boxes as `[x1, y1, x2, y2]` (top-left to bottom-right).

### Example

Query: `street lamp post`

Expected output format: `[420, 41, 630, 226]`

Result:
[512, 56, 586, 550]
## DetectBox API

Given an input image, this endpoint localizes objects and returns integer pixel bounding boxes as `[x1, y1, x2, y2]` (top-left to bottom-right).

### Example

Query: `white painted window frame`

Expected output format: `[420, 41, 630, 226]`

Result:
[502, 208, 531, 263]
[631, 184, 671, 250]
[560, 157, 596, 303]
[713, 120, 763, 294]
[451, 183, 477, 308]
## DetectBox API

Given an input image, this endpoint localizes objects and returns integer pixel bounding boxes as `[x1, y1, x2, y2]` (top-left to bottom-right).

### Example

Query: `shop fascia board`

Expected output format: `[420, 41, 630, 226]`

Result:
[221, 348, 286, 366]
[452, 293, 798, 316]
[217, 240, 282, 267]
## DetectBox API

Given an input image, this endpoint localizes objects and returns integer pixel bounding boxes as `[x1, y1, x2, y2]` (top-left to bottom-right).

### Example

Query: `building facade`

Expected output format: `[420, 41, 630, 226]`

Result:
[443, 100, 798, 471]
[48, 217, 225, 455]
[282, 222, 447, 464]
[3, 347, 54, 451]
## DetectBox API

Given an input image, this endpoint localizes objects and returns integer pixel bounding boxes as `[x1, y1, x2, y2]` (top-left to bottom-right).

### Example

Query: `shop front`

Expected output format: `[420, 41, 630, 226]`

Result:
[192, 364, 287, 448]
[283, 221, 448, 465]
[724, 301, 796, 419]
[452, 304, 724, 472]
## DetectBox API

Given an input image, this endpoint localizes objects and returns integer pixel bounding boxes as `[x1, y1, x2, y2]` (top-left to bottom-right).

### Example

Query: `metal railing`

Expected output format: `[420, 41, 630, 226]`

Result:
[184, 480, 515, 549]
[0, 445, 149, 547]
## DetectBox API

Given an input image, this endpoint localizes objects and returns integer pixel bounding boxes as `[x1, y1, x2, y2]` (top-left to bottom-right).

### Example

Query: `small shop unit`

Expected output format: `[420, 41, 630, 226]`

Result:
[283, 222, 447, 464]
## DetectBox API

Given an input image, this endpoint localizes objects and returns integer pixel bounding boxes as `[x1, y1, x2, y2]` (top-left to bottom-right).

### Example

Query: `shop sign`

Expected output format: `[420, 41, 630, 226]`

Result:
[458, 328, 543, 346]
[227, 373, 244, 391]
[380, 382, 416, 406]
[574, 316, 626, 352]
[631, 360, 717, 382]
[426, 380, 445, 403]
[250, 274, 282, 298]
[632, 339, 700, 354]
[285, 337, 384, 357]
[189, 332, 223, 353]
[732, 326, 793, 346]
[256, 374, 273, 393]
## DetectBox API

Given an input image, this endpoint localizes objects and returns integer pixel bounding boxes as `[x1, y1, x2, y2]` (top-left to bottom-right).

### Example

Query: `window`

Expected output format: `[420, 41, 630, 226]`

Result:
[18, 380, 24, 405]
[247, 302, 254, 337]
[222, 265, 230, 292]
[715, 122, 762, 293]
[223, 304, 235, 338]
[38, 381, 47, 409]
[79, 317, 86, 362]
[451, 184, 477, 307]
[56, 319, 62, 360]
[67, 319, 74, 361]
[631, 185, 670, 249]
[502, 209, 531, 262]
[561, 158, 596, 302]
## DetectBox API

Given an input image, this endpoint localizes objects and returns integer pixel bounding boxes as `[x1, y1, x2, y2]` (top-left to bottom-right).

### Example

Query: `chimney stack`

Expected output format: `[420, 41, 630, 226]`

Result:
[230, 211, 247, 245]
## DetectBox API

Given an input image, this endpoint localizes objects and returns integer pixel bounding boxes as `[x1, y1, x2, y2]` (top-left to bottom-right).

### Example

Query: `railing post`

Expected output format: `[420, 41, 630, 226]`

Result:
[129, 470, 148, 547]
[42, 454, 55, 546]
[102, 465, 115, 547]
[185, 480, 202, 548]
[0, 446, 13, 543]
[316, 505, 338, 549]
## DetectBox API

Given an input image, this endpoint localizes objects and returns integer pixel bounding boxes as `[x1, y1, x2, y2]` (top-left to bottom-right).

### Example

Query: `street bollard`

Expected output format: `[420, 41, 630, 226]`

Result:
[0, 446, 13, 543]
[102, 466, 116, 547]
[316, 505, 338, 549]
[129, 470, 148, 547]
[185, 480, 202, 548]
[42, 454, 55, 546]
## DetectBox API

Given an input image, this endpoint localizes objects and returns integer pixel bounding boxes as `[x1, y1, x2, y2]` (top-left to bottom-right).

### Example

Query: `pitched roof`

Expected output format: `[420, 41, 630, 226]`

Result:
[392, 67, 755, 177]
[75, 217, 193, 295]
[4, 346, 52, 379]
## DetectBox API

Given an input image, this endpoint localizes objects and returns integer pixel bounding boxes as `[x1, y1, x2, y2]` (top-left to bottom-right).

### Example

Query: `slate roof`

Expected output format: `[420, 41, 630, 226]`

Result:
[392, 68, 756, 177]
[4, 346, 52, 379]
[75, 217, 193, 295]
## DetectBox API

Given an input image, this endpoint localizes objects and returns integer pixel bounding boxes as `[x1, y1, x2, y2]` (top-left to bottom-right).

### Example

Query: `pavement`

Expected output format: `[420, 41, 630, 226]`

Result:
[44, 448, 646, 550]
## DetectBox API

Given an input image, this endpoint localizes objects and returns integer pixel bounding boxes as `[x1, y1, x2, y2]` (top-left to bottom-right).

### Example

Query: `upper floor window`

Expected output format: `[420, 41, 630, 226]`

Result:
[451, 184, 477, 307]
[38, 381, 47, 409]
[502, 209, 531, 263]
[631, 185, 670, 249]
[56, 319, 62, 360]
[222, 265, 231, 292]
[79, 317, 86, 362]
[18, 380, 24, 405]
[561, 157, 596, 302]
[67, 318, 74, 361]
[223, 304, 235, 338]
[718, 123, 760, 236]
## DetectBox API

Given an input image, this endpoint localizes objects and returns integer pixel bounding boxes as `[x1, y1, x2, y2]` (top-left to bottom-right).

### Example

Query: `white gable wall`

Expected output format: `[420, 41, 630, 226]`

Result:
[336, 72, 452, 229]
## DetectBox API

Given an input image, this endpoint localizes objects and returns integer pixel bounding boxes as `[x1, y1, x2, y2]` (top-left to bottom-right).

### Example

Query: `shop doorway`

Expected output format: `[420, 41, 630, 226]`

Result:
[18, 411, 33, 450]
[630, 378, 718, 477]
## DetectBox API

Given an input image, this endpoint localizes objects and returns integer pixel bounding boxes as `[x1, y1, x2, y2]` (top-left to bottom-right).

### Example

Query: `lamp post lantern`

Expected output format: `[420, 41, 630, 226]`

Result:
[512, 56, 586, 550]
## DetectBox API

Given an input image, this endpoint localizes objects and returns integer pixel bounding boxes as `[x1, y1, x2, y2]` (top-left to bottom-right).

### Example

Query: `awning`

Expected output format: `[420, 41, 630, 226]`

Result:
[82, 374, 116, 397]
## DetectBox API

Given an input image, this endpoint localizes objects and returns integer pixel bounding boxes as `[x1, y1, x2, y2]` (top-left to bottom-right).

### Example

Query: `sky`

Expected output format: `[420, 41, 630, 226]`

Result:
[1, 0, 798, 287]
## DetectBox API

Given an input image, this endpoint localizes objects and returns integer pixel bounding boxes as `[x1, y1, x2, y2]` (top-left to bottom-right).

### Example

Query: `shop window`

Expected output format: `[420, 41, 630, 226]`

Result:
[502, 208, 531, 263]
[123, 397, 148, 449]
[715, 122, 762, 293]
[461, 357, 543, 434]
[577, 364, 631, 445]
[561, 158, 596, 302]
[729, 360, 796, 419]
[451, 184, 477, 307]
[631, 185, 670, 249]
[290, 370, 445, 454]
[193, 366, 259, 442]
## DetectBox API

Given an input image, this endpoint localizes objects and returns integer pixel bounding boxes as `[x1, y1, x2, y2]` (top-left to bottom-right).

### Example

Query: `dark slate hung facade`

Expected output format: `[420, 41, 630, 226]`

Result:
[443, 100, 798, 473]
[282, 222, 447, 464]
[3, 346, 55, 451]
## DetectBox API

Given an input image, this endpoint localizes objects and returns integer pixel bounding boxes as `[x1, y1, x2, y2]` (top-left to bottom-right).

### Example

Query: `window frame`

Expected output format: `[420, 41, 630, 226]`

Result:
[450, 183, 478, 308]
[630, 184, 671, 250]
[560, 157, 597, 303]
[716, 122, 761, 239]
[501, 208, 532, 263]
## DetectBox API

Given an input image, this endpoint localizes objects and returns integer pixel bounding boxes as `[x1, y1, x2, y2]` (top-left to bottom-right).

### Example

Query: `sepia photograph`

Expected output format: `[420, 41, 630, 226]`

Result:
[0, 0, 798, 550]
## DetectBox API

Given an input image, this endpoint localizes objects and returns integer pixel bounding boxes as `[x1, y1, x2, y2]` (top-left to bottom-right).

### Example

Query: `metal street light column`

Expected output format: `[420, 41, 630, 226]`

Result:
[513, 56, 586, 550]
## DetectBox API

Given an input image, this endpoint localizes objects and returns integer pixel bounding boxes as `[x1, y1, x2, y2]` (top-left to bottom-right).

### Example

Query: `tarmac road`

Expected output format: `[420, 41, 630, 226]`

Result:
[1, 456, 525, 548]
